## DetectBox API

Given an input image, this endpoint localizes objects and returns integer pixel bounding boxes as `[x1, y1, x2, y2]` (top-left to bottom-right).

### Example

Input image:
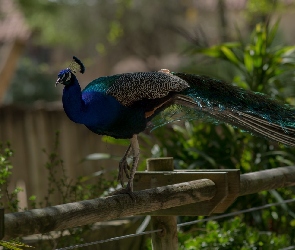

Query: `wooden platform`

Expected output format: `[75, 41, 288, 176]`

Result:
[134, 169, 240, 216]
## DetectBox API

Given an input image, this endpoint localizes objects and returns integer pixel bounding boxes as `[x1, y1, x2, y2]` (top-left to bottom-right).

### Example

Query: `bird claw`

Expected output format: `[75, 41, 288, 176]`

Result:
[111, 181, 135, 200]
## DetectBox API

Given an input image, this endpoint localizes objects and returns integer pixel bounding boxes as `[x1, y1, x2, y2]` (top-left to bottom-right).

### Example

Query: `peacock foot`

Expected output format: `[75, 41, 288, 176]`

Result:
[111, 181, 135, 200]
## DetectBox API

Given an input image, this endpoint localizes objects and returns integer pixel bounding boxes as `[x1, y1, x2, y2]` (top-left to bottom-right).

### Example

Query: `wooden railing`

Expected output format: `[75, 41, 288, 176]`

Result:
[2, 158, 295, 249]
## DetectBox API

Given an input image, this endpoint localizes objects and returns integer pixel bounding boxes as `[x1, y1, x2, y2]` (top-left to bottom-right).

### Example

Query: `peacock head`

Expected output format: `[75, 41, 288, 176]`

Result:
[56, 56, 85, 86]
[56, 68, 74, 86]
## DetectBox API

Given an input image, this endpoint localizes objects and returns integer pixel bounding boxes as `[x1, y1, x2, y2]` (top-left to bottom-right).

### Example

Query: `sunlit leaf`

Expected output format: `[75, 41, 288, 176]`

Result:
[101, 136, 130, 146]
[220, 46, 240, 65]
[0, 240, 34, 250]
[273, 46, 295, 57]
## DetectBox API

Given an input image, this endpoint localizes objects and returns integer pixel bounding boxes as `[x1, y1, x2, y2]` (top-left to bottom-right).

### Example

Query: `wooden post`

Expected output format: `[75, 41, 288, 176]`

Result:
[0, 208, 4, 240]
[147, 157, 178, 250]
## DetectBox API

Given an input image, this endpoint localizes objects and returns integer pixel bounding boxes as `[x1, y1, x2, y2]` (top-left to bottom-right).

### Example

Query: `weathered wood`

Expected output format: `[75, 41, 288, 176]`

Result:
[147, 157, 174, 171]
[202, 169, 240, 213]
[134, 171, 230, 215]
[240, 166, 295, 196]
[175, 169, 240, 213]
[150, 216, 178, 250]
[3, 158, 295, 242]
[147, 158, 178, 250]
[3, 178, 216, 239]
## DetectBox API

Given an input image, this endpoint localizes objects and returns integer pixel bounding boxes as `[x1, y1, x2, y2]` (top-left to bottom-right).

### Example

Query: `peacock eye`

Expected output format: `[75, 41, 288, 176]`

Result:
[60, 71, 72, 84]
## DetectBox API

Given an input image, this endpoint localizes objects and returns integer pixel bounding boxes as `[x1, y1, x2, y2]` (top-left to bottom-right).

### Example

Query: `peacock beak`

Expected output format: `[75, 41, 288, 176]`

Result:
[55, 78, 61, 87]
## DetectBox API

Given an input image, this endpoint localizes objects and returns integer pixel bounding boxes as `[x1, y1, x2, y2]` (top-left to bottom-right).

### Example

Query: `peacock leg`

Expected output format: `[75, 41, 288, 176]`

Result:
[111, 135, 139, 198]
[126, 134, 140, 192]
[117, 144, 131, 187]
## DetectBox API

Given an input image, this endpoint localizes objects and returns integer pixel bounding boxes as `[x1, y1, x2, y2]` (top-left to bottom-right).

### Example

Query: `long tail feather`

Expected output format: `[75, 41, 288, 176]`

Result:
[172, 73, 295, 146]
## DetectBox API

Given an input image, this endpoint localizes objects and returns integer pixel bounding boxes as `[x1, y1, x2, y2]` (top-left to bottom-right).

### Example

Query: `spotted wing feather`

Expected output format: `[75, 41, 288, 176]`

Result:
[106, 72, 189, 106]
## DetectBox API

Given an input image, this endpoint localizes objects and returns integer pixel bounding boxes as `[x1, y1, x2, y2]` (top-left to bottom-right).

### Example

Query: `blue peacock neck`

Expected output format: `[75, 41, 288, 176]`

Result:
[62, 77, 87, 124]
[62, 76, 122, 130]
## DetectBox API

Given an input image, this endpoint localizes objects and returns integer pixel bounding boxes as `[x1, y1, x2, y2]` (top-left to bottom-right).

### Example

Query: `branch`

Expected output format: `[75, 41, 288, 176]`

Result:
[4, 179, 215, 239]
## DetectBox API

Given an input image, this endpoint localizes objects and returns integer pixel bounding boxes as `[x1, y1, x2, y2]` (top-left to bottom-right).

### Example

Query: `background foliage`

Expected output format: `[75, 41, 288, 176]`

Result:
[142, 21, 295, 248]
[2, 0, 295, 249]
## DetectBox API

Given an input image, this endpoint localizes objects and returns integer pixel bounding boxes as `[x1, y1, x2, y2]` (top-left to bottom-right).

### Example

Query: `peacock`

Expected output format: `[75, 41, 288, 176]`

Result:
[56, 56, 295, 195]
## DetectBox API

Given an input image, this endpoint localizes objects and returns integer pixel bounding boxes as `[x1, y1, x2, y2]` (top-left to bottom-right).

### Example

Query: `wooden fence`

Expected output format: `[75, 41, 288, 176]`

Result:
[0, 103, 126, 205]
[3, 104, 295, 249]
[2, 158, 295, 250]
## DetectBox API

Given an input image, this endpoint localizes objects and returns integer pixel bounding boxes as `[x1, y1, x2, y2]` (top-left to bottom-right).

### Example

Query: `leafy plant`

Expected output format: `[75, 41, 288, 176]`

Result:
[0, 143, 22, 213]
[0, 143, 34, 249]
[0, 132, 118, 249]
[0, 240, 33, 250]
[178, 217, 289, 249]
[192, 21, 295, 99]
[141, 21, 295, 241]
[31, 132, 117, 249]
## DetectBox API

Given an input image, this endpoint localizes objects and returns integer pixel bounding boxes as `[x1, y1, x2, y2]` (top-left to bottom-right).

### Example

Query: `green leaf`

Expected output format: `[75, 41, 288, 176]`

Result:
[220, 46, 240, 65]
[192, 42, 240, 59]
[244, 47, 254, 72]
[193, 46, 222, 58]
[273, 46, 295, 57]
[0, 240, 34, 250]
[29, 195, 36, 201]
[290, 219, 295, 227]
[101, 136, 130, 146]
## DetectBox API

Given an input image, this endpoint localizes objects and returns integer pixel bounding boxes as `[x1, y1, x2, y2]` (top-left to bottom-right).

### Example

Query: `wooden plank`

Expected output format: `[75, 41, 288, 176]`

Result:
[174, 169, 240, 213]
[134, 171, 229, 216]
[212, 169, 240, 213]
[24, 109, 41, 202]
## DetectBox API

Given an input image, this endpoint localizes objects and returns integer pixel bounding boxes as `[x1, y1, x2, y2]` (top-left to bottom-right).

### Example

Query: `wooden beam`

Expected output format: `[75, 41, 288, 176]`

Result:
[134, 170, 233, 215]
[3, 178, 216, 239]
[4, 160, 295, 240]
[239, 166, 295, 196]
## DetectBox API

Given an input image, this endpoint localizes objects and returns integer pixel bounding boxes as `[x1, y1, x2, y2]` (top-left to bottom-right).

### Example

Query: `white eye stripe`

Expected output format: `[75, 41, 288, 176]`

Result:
[65, 72, 72, 81]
